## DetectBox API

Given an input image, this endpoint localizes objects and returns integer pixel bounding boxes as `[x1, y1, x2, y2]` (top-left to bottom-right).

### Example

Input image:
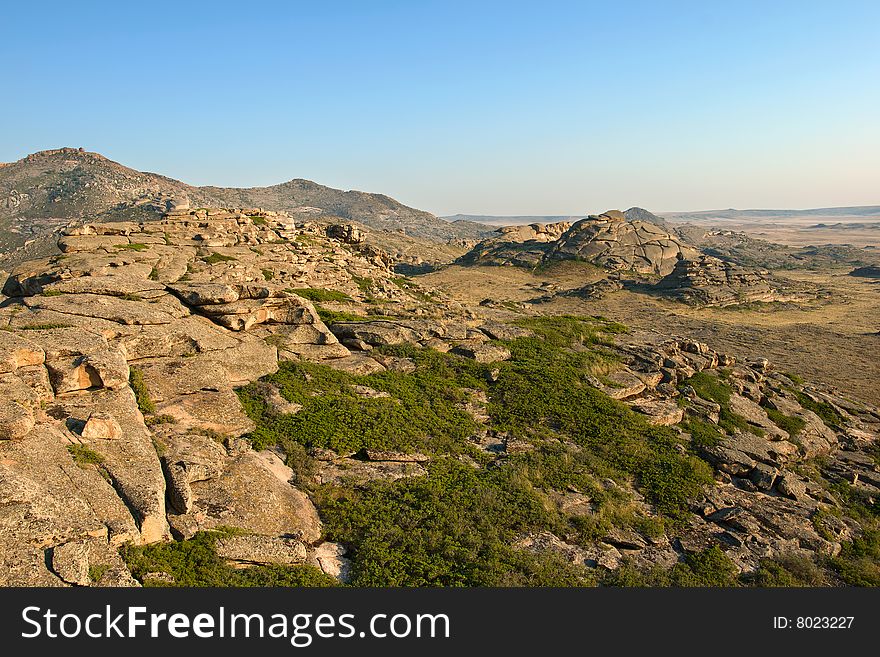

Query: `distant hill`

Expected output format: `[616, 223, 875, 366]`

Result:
[0, 147, 494, 253]
[446, 207, 671, 228]
[444, 214, 585, 226]
[661, 206, 880, 222]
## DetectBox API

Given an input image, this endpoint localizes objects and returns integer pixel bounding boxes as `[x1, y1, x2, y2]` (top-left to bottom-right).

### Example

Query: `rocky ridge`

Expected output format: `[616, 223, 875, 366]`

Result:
[0, 207, 471, 585]
[460, 210, 699, 275]
[653, 255, 796, 307]
[0, 148, 493, 253]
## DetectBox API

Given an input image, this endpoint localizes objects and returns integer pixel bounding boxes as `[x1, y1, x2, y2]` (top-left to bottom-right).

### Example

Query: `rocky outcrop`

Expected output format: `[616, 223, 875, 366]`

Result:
[458, 210, 698, 275]
[849, 265, 880, 278]
[654, 255, 787, 306]
[0, 207, 434, 585]
[0, 148, 493, 255]
[548, 211, 699, 275]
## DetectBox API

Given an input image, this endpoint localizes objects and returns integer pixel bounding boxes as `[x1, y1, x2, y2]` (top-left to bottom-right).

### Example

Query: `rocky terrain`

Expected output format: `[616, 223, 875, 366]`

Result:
[0, 148, 492, 254]
[459, 210, 816, 308]
[460, 210, 697, 275]
[674, 225, 879, 271]
[1, 205, 878, 588]
[652, 255, 811, 307]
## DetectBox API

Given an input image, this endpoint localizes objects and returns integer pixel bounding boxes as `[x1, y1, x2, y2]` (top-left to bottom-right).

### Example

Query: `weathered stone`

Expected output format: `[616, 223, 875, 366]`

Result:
[81, 412, 123, 440]
[451, 343, 511, 363]
[364, 449, 429, 463]
[310, 542, 352, 583]
[216, 535, 308, 567]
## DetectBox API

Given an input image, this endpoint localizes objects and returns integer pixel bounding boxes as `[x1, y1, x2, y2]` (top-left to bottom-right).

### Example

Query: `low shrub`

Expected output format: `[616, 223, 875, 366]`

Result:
[122, 529, 336, 587]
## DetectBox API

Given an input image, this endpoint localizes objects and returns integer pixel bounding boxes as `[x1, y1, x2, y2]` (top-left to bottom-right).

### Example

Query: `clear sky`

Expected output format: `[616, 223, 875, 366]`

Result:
[2, 0, 878, 215]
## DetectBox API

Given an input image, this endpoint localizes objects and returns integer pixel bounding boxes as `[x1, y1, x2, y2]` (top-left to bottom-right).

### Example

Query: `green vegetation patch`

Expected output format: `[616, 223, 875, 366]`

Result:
[684, 371, 763, 437]
[122, 529, 336, 587]
[237, 359, 481, 456]
[681, 417, 724, 448]
[115, 243, 149, 251]
[830, 529, 880, 586]
[319, 459, 594, 586]
[201, 252, 237, 265]
[764, 406, 806, 438]
[235, 314, 717, 586]
[793, 390, 847, 429]
[67, 444, 104, 467]
[752, 553, 830, 587]
[144, 414, 177, 427]
[129, 368, 156, 414]
[315, 306, 370, 324]
[516, 314, 627, 347]
[288, 288, 352, 303]
[88, 564, 111, 583]
[607, 546, 740, 587]
[351, 274, 373, 293]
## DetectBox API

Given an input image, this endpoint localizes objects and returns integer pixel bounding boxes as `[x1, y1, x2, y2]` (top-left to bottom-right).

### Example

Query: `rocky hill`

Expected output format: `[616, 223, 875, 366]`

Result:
[653, 255, 809, 307]
[459, 210, 698, 275]
[0, 148, 493, 254]
[1, 206, 877, 587]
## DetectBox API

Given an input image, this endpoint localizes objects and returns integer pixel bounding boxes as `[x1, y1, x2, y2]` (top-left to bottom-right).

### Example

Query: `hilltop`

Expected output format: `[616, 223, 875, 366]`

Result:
[0, 148, 494, 254]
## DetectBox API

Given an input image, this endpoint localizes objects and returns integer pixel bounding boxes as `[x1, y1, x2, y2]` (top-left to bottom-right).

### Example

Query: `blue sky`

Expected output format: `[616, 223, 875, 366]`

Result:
[2, 1, 878, 215]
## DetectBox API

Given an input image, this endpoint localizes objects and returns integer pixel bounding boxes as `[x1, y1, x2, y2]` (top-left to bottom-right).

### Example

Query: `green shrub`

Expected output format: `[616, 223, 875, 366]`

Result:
[752, 553, 829, 587]
[682, 417, 723, 448]
[515, 315, 627, 348]
[115, 243, 149, 251]
[88, 564, 111, 583]
[289, 288, 352, 303]
[145, 414, 177, 427]
[829, 529, 880, 586]
[794, 391, 847, 429]
[684, 372, 763, 437]
[261, 269, 274, 281]
[491, 334, 712, 517]
[122, 529, 336, 587]
[201, 252, 237, 265]
[237, 360, 480, 455]
[686, 371, 732, 406]
[129, 368, 156, 414]
[764, 406, 806, 438]
[608, 546, 740, 587]
[67, 444, 104, 466]
[670, 546, 740, 586]
[319, 459, 593, 586]
[234, 314, 717, 586]
[351, 275, 373, 293]
[315, 306, 369, 324]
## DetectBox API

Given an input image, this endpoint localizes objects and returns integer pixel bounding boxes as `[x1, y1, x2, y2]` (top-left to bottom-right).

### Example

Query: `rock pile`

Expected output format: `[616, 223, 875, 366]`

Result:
[654, 255, 782, 306]
[459, 210, 698, 275]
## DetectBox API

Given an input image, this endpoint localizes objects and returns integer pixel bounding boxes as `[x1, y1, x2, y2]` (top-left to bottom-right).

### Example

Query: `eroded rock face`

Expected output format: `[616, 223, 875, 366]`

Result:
[654, 255, 789, 307]
[459, 210, 698, 275]
[549, 211, 699, 275]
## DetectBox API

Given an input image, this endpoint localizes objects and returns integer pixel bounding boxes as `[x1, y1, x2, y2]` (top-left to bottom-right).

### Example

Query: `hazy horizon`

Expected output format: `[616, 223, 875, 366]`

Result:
[3, 1, 878, 216]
